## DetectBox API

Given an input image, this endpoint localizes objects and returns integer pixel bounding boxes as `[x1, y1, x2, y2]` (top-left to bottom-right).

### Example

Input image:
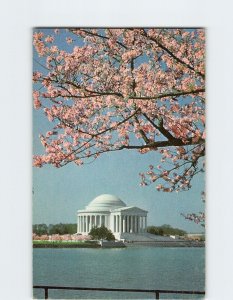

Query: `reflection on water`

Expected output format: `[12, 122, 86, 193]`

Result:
[33, 247, 205, 299]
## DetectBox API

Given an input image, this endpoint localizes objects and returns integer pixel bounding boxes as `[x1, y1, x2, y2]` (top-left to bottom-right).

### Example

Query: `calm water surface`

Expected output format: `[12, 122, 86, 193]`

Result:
[33, 246, 205, 299]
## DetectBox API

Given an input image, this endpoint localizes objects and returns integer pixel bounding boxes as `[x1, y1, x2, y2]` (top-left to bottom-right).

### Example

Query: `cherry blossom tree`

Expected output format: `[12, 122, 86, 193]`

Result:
[33, 28, 205, 202]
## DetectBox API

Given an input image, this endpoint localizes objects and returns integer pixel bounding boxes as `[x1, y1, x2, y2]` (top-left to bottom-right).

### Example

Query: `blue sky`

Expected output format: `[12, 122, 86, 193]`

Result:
[33, 28, 205, 233]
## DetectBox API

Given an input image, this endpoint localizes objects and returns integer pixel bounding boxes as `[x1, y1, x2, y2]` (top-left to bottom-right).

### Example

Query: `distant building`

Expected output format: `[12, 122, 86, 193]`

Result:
[186, 233, 205, 241]
[77, 194, 148, 240]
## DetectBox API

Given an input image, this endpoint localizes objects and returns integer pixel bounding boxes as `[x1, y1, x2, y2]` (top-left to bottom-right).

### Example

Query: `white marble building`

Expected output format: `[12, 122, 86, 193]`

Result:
[77, 194, 148, 240]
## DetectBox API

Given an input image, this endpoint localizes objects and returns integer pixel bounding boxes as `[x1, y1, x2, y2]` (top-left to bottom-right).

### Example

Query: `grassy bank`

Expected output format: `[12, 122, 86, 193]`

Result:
[33, 240, 100, 248]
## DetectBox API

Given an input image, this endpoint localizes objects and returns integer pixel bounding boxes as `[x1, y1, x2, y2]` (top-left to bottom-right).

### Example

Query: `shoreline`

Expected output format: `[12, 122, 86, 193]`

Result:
[125, 240, 205, 247]
[33, 240, 205, 248]
[33, 241, 100, 248]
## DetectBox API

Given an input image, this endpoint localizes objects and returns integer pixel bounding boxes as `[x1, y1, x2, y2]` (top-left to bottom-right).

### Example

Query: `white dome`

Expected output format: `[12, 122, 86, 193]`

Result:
[85, 194, 126, 211]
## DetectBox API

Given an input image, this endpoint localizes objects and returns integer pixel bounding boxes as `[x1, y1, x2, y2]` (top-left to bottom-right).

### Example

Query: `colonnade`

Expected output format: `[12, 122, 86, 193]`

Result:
[113, 215, 147, 233]
[77, 214, 108, 233]
[77, 213, 147, 234]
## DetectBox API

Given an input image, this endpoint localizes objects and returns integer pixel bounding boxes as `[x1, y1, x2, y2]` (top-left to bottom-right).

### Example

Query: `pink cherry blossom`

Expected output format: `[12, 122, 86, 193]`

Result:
[33, 28, 205, 199]
[45, 35, 54, 43]
[33, 91, 41, 109]
[66, 37, 73, 44]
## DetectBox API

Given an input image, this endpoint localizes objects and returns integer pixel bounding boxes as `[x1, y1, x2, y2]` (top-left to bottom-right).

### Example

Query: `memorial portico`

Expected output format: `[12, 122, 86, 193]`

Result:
[77, 194, 148, 240]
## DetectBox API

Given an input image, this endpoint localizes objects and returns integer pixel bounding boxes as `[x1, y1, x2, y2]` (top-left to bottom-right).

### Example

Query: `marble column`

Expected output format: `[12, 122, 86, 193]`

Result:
[90, 215, 92, 230]
[141, 216, 144, 232]
[130, 216, 133, 233]
[114, 216, 116, 232]
[119, 215, 122, 233]
[101, 215, 104, 226]
[123, 216, 126, 233]
[116, 215, 119, 233]
[86, 216, 89, 232]
[135, 216, 138, 233]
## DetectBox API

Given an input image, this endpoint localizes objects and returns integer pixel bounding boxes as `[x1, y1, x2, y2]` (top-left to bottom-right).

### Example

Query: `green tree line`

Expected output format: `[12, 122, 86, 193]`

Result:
[147, 224, 187, 236]
[33, 223, 186, 237]
[33, 223, 77, 235]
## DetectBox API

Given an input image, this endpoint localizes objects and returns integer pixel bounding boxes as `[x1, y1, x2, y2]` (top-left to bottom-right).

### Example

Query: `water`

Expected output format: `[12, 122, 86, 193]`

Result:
[33, 246, 205, 299]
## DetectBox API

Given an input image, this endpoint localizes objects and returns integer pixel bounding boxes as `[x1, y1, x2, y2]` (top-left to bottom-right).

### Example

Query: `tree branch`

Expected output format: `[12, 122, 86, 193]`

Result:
[119, 138, 204, 150]
[142, 113, 177, 142]
[131, 88, 205, 101]
[142, 29, 205, 79]
[69, 29, 128, 50]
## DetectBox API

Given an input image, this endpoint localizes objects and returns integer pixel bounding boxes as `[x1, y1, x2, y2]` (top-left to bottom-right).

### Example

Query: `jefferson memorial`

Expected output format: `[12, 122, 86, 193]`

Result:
[77, 194, 148, 240]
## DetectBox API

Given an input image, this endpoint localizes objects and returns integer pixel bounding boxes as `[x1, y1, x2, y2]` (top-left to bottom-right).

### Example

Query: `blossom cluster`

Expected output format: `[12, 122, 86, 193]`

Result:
[32, 233, 92, 241]
[181, 212, 205, 227]
[33, 28, 205, 195]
